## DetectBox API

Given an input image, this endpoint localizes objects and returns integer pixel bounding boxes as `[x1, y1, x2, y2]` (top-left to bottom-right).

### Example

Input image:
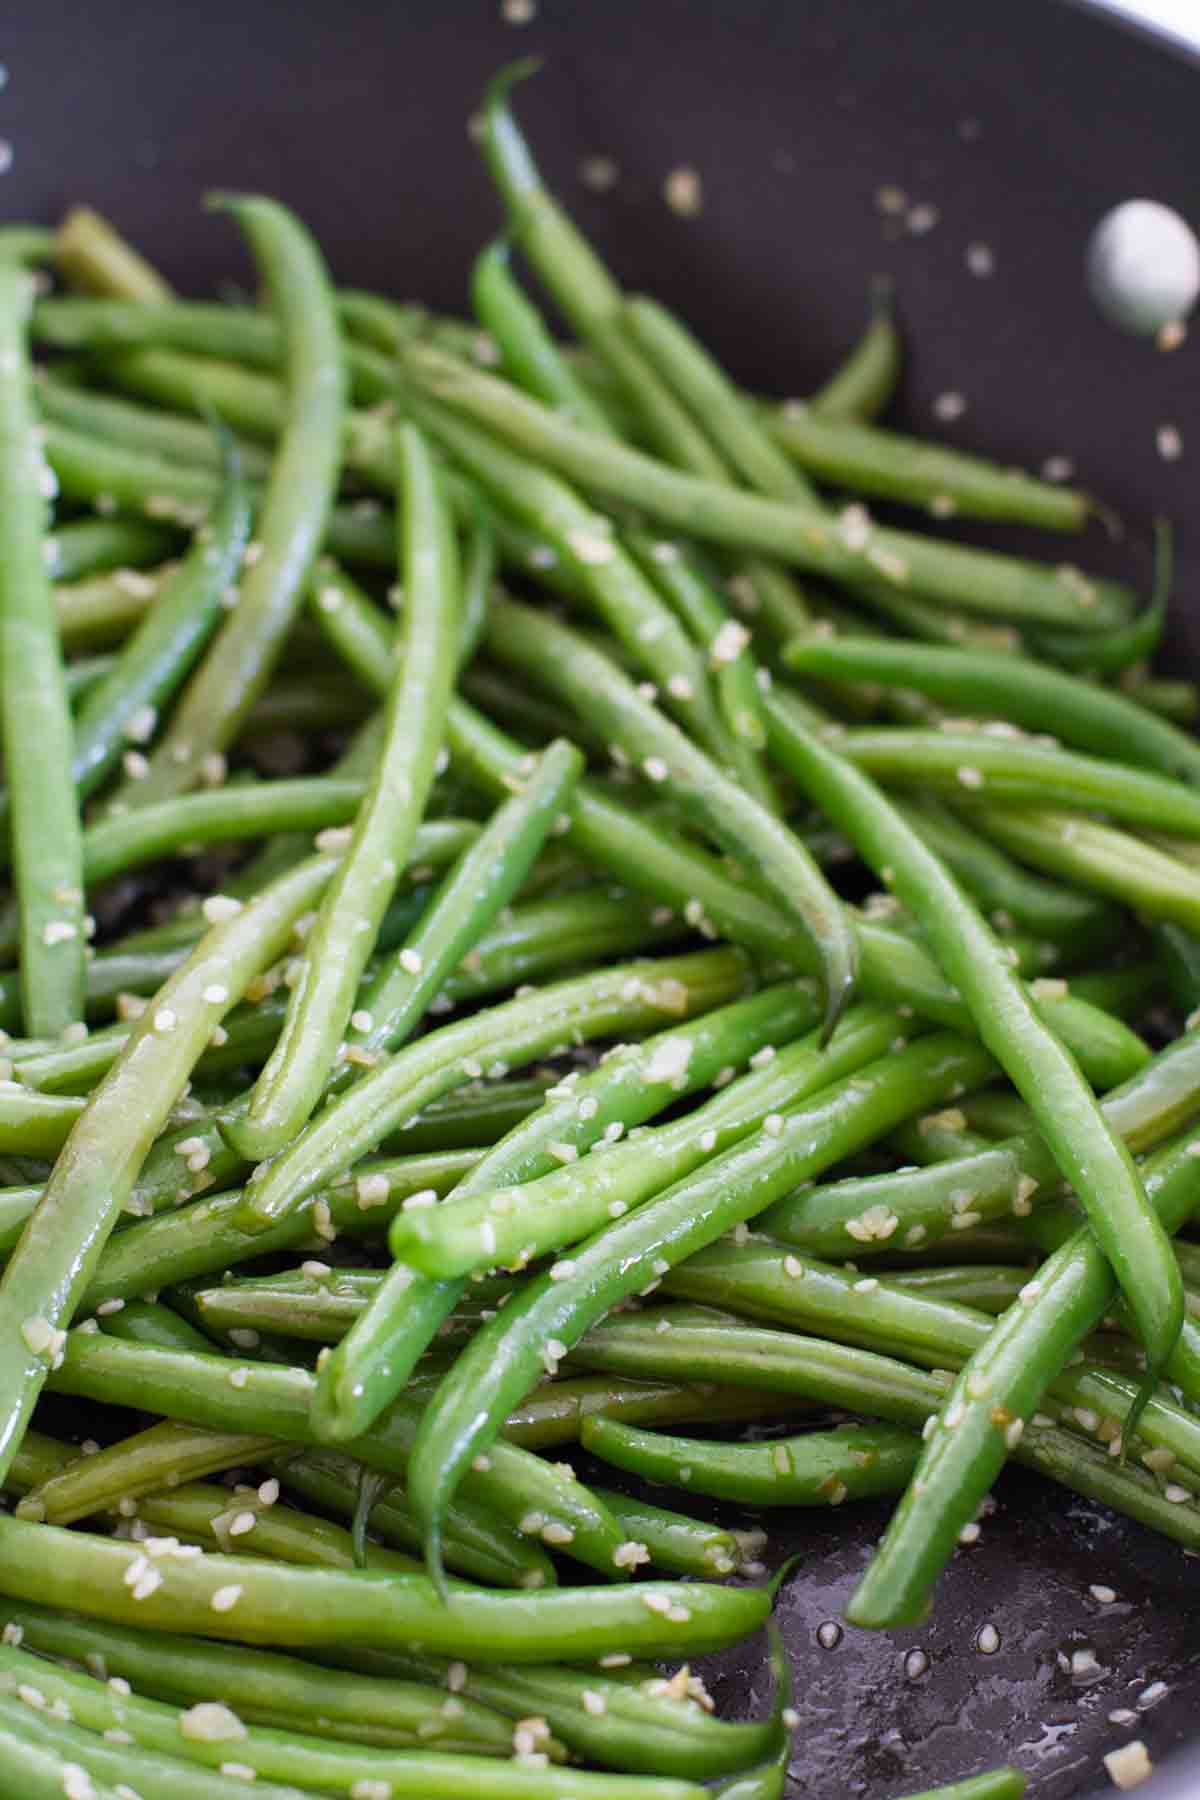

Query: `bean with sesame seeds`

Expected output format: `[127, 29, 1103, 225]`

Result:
[829, 723, 1200, 838]
[227, 426, 460, 1162]
[581, 1416, 921, 1507]
[767, 403, 1089, 530]
[0, 1510, 768, 1666]
[64, 429, 250, 815]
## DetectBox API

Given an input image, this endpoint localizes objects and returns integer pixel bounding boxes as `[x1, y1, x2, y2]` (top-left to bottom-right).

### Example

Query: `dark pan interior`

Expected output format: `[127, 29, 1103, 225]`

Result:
[4, 1, 1200, 1793]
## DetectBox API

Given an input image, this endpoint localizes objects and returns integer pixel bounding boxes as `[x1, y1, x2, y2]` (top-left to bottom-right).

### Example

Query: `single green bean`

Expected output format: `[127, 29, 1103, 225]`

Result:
[0, 1512, 769, 1660]
[784, 632, 1200, 784]
[768, 402, 1089, 528]
[54, 205, 173, 300]
[106, 195, 345, 811]
[973, 804, 1200, 932]
[70, 431, 251, 802]
[47, 516, 180, 583]
[810, 281, 901, 421]
[0, 263, 86, 1034]
[37, 370, 276, 481]
[582, 1415, 921, 1505]
[836, 723, 1200, 836]
[229, 425, 459, 1160]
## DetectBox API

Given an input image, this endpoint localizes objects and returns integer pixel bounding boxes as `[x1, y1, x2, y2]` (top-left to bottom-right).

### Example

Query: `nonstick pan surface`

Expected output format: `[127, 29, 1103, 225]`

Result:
[3, 1, 1200, 1793]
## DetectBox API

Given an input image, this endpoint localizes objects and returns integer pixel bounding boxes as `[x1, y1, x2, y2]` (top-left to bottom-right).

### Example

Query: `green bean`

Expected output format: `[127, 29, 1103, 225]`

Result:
[0, 853, 336, 1487]
[33, 294, 393, 402]
[810, 281, 901, 421]
[2, 1602, 519, 1757]
[54, 205, 174, 300]
[953, 1091, 1036, 1140]
[1124, 673, 1199, 724]
[47, 516, 180, 584]
[764, 1024, 1200, 1257]
[228, 428, 459, 1160]
[232, 945, 747, 1235]
[347, 739, 581, 1073]
[70, 433, 251, 804]
[46, 1329, 631, 1578]
[783, 634, 1200, 785]
[0, 1688, 313, 1800]
[625, 294, 820, 505]
[86, 1150, 485, 1304]
[0, 1086, 84, 1156]
[835, 723, 1200, 836]
[582, 1416, 922, 1505]
[973, 804, 1200, 931]
[472, 238, 618, 432]
[896, 1774, 1026, 1800]
[589, 1487, 743, 1577]
[0, 264, 86, 1034]
[389, 1000, 917, 1280]
[37, 370, 277, 481]
[333, 1641, 776, 1783]
[277, 1449, 555, 1591]
[0, 1710, 126, 1800]
[892, 794, 1123, 950]
[764, 686, 1184, 1414]
[0, 1511, 769, 1661]
[17, 1419, 278, 1526]
[99, 1298, 215, 1356]
[0, 225, 56, 265]
[847, 1115, 1200, 1628]
[485, 595, 857, 1034]
[104, 197, 344, 814]
[404, 1030, 994, 1582]
[768, 403, 1089, 529]
[403, 342, 1134, 630]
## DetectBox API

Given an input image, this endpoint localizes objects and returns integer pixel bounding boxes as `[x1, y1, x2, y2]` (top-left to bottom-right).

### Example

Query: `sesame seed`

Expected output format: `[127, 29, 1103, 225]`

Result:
[202, 895, 242, 924]
[180, 1701, 247, 1742]
[977, 1623, 1000, 1654]
[664, 167, 703, 217]
[580, 155, 618, 192]
[1103, 1741, 1153, 1790]
[1156, 424, 1183, 462]
[643, 756, 669, 783]
[817, 1620, 842, 1649]
[966, 242, 995, 277]
[210, 1585, 243, 1613]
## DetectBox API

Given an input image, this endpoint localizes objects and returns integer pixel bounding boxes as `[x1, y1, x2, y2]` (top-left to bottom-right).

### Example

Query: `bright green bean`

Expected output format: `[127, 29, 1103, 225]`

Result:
[0, 263, 86, 1034]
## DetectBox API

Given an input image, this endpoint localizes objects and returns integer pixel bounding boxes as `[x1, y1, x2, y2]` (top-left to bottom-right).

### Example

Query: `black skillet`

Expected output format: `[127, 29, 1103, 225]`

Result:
[3, 0, 1200, 1792]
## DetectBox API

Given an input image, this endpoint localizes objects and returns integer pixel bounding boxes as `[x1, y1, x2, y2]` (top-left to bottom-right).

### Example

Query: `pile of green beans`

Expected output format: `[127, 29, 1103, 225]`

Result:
[10, 55, 1200, 1800]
